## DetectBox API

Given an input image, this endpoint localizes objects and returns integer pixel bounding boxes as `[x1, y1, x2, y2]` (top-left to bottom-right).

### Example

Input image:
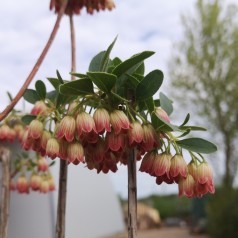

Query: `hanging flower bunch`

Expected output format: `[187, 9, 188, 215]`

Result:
[0, 103, 55, 194]
[50, 0, 115, 15]
[21, 39, 217, 198]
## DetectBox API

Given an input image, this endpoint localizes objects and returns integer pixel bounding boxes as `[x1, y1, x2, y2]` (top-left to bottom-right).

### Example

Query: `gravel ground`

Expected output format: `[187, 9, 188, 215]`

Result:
[104, 227, 208, 238]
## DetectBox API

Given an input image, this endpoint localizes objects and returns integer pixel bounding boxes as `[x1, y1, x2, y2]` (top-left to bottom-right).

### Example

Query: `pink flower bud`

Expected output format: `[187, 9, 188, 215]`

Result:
[110, 110, 130, 135]
[31, 101, 49, 115]
[56, 116, 76, 142]
[155, 107, 170, 123]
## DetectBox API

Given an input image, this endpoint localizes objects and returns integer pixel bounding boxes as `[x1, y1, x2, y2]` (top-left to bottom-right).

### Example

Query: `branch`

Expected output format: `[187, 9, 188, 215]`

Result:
[0, 0, 69, 122]
[55, 14, 76, 238]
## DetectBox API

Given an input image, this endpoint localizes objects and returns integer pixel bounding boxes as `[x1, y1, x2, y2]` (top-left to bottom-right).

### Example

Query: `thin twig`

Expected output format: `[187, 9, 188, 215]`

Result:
[55, 13, 76, 238]
[0, 147, 11, 238]
[0, 0, 69, 122]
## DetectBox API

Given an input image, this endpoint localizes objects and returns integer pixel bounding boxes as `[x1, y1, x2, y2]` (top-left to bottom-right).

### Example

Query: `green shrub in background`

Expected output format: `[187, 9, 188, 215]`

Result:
[207, 187, 238, 238]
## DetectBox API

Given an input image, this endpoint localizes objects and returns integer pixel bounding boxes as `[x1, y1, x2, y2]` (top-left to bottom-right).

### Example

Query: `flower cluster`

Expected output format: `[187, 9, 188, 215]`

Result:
[20, 42, 217, 198]
[10, 156, 55, 194]
[140, 152, 214, 198]
[50, 0, 115, 15]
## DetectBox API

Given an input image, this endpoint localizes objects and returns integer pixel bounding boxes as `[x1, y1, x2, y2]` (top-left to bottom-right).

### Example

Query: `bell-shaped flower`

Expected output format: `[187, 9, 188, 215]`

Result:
[105, 130, 125, 152]
[30, 174, 42, 191]
[170, 154, 187, 179]
[139, 151, 156, 174]
[178, 174, 195, 198]
[46, 138, 60, 159]
[76, 111, 96, 136]
[37, 157, 49, 172]
[196, 162, 213, 184]
[93, 108, 111, 134]
[141, 124, 159, 152]
[67, 142, 84, 163]
[16, 176, 29, 194]
[31, 100, 49, 116]
[128, 121, 143, 146]
[56, 116, 76, 142]
[153, 153, 171, 177]
[40, 179, 49, 193]
[110, 110, 130, 135]
[155, 107, 170, 123]
[28, 119, 44, 139]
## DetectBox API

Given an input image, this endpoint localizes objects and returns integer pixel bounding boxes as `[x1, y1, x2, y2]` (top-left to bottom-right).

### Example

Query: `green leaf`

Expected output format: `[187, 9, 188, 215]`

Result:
[47, 77, 61, 89]
[177, 138, 217, 154]
[70, 72, 87, 78]
[7, 92, 13, 101]
[136, 70, 163, 101]
[145, 97, 155, 113]
[59, 78, 94, 96]
[87, 72, 117, 93]
[160, 92, 173, 115]
[126, 74, 140, 88]
[134, 62, 145, 75]
[180, 125, 207, 131]
[180, 113, 190, 126]
[113, 51, 154, 78]
[89, 51, 105, 72]
[35, 80, 46, 100]
[151, 112, 178, 132]
[112, 57, 122, 67]
[56, 70, 64, 84]
[100, 36, 117, 72]
[23, 89, 40, 104]
[21, 115, 36, 125]
[46, 91, 58, 101]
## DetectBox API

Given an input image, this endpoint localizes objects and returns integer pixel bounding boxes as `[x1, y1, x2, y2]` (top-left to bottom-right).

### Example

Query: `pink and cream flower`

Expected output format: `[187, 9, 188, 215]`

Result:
[110, 110, 130, 135]
[93, 108, 111, 134]
[16, 176, 29, 194]
[38, 157, 49, 172]
[128, 121, 143, 146]
[155, 107, 170, 123]
[28, 119, 44, 139]
[169, 154, 187, 180]
[30, 174, 42, 191]
[141, 124, 159, 152]
[46, 138, 60, 159]
[178, 174, 196, 198]
[139, 151, 156, 174]
[67, 142, 84, 163]
[56, 115, 76, 142]
[31, 100, 49, 116]
[76, 111, 96, 136]
[152, 153, 171, 177]
[105, 130, 126, 152]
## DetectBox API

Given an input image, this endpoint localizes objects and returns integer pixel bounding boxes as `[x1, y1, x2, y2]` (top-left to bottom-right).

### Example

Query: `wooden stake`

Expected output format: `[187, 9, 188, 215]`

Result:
[0, 147, 11, 238]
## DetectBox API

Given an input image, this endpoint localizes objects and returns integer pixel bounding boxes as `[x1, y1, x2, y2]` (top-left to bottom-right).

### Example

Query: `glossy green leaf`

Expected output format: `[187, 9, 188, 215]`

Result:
[177, 138, 217, 154]
[160, 92, 173, 115]
[23, 89, 40, 104]
[35, 80, 46, 100]
[136, 70, 163, 101]
[70, 72, 87, 78]
[134, 62, 145, 75]
[126, 74, 140, 88]
[87, 72, 117, 93]
[21, 115, 36, 125]
[59, 78, 94, 96]
[112, 57, 122, 67]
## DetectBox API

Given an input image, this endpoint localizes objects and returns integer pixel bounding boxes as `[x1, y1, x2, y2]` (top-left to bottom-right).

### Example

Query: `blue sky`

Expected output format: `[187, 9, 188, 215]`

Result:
[0, 0, 236, 198]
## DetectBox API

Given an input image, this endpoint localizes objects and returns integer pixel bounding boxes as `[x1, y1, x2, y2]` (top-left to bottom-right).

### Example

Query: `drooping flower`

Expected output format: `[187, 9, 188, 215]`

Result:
[170, 154, 187, 180]
[105, 130, 125, 152]
[76, 111, 96, 136]
[187, 161, 198, 181]
[16, 176, 29, 194]
[38, 157, 49, 172]
[48, 176, 56, 191]
[40, 130, 52, 152]
[31, 100, 49, 116]
[196, 162, 213, 184]
[156, 174, 174, 185]
[155, 107, 170, 123]
[141, 124, 159, 151]
[30, 174, 42, 191]
[58, 140, 68, 160]
[40, 179, 49, 193]
[178, 174, 195, 198]
[46, 138, 60, 159]
[152, 153, 171, 177]
[93, 108, 111, 134]
[128, 121, 143, 146]
[139, 151, 156, 174]
[110, 110, 130, 135]
[67, 142, 84, 163]
[0, 124, 16, 142]
[28, 119, 44, 139]
[56, 116, 76, 142]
